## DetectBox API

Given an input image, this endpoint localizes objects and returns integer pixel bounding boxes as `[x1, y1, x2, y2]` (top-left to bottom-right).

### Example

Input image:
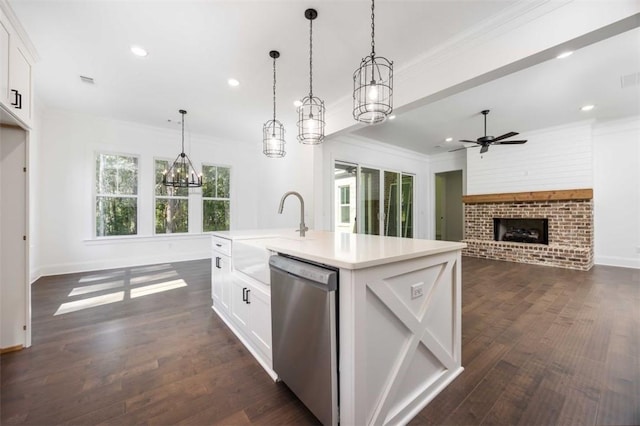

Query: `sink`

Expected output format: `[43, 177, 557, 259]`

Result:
[232, 239, 273, 285]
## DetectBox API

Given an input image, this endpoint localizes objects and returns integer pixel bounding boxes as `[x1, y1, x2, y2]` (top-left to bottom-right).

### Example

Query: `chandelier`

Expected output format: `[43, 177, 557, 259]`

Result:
[353, 0, 393, 124]
[163, 109, 202, 187]
[263, 50, 286, 158]
[297, 8, 325, 145]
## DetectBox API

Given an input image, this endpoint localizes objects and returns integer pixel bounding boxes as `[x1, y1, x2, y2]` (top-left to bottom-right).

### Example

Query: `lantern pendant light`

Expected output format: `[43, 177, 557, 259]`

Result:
[297, 8, 325, 145]
[353, 0, 393, 124]
[263, 50, 286, 158]
[163, 109, 202, 187]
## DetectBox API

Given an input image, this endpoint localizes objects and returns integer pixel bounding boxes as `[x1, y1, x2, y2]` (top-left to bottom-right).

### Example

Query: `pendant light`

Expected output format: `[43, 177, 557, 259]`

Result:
[353, 0, 393, 124]
[297, 8, 325, 145]
[163, 109, 202, 187]
[263, 50, 286, 158]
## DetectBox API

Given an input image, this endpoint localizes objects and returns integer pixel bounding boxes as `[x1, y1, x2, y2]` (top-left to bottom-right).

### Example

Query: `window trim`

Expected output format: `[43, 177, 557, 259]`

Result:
[94, 151, 140, 238]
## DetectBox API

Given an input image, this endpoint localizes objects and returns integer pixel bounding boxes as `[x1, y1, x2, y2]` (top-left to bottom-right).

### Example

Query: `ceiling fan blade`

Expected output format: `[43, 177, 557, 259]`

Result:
[459, 139, 479, 144]
[492, 131, 519, 142]
[494, 140, 527, 145]
[480, 145, 489, 154]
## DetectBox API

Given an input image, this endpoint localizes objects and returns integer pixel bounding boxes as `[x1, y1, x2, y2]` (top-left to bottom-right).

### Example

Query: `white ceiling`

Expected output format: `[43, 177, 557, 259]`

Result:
[9, 1, 640, 153]
[354, 23, 640, 155]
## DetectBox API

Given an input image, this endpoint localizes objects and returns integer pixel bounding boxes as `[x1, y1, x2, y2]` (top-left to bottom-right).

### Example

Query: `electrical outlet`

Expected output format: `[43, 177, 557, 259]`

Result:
[411, 283, 424, 299]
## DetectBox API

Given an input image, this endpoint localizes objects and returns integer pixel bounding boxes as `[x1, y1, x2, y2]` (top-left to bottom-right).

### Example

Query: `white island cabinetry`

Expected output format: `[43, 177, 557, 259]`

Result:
[211, 230, 465, 425]
[211, 235, 274, 378]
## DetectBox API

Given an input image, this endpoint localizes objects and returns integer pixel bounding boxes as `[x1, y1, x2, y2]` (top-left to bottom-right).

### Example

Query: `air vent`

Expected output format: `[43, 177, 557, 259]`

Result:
[80, 75, 95, 84]
[620, 72, 640, 89]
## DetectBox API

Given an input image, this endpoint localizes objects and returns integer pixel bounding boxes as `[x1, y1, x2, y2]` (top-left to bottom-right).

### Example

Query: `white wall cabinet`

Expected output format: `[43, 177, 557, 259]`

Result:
[0, 4, 34, 128]
[211, 236, 274, 378]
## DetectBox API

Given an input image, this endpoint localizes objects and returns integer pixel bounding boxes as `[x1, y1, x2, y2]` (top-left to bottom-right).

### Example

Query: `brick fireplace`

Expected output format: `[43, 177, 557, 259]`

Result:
[462, 189, 594, 270]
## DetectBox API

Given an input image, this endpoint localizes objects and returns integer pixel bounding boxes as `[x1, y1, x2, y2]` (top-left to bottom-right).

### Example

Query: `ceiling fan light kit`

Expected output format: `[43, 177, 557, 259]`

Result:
[297, 8, 326, 145]
[352, 0, 394, 124]
[163, 109, 203, 187]
[263, 50, 286, 158]
[452, 109, 527, 154]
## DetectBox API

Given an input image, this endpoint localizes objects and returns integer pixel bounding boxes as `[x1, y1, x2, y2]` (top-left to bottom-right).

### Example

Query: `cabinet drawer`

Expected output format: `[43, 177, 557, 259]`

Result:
[212, 236, 231, 256]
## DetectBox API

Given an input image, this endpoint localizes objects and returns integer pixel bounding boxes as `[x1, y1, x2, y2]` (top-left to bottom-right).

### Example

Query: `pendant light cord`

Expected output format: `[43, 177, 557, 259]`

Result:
[309, 17, 313, 97]
[370, 0, 376, 58]
[181, 111, 185, 154]
[273, 56, 277, 123]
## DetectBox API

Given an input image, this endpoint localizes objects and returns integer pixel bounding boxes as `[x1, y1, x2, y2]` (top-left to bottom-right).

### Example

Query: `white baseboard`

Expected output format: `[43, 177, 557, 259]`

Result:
[594, 255, 640, 269]
[30, 268, 43, 284]
[39, 250, 211, 277]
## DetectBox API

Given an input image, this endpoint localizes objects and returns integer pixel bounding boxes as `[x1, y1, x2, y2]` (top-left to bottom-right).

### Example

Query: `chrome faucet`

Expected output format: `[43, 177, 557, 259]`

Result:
[278, 191, 309, 237]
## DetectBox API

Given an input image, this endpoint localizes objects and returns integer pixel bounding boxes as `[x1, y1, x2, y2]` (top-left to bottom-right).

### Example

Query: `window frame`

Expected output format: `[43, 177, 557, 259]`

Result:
[153, 157, 190, 235]
[339, 185, 351, 224]
[201, 163, 232, 232]
[94, 151, 140, 238]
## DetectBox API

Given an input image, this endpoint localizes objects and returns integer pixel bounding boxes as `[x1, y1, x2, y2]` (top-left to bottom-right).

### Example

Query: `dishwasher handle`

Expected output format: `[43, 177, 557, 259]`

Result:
[269, 255, 337, 292]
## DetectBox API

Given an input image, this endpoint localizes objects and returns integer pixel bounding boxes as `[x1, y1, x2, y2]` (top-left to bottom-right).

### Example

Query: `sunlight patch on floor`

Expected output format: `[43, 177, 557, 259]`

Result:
[78, 271, 125, 284]
[130, 270, 179, 285]
[130, 279, 187, 298]
[54, 292, 125, 316]
[68, 280, 124, 296]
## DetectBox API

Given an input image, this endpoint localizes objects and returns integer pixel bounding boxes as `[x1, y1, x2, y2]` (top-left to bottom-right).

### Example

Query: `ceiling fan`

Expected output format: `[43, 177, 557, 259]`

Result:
[450, 110, 527, 154]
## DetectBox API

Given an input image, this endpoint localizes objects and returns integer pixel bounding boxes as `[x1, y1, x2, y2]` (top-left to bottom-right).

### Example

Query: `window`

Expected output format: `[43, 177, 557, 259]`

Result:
[339, 185, 350, 223]
[95, 153, 138, 236]
[202, 165, 230, 232]
[154, 159, 189, 234]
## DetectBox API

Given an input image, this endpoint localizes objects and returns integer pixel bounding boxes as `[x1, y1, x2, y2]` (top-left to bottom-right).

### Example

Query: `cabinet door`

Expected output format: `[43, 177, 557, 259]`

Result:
[8, 41, 31, 124]
[248, 286, 272, 361]
[212, 254, 231, 313]
[230, 279, 250, 328]
[0, 19, 9, 106]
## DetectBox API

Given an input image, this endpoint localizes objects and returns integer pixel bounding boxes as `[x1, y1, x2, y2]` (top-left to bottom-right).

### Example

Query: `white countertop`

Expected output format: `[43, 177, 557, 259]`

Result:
[213, 229, 466, 270]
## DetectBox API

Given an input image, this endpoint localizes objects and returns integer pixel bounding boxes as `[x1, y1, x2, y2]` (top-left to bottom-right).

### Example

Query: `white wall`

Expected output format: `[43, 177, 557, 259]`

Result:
[314, 134, 430, 238]
[593, 117, 640, 268]
[35, 109, 313, 276]
[466, 122, 593, 195]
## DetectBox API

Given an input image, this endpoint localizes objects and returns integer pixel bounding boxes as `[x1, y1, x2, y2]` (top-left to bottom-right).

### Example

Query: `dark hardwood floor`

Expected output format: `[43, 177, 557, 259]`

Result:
[1, 257, 638, 425]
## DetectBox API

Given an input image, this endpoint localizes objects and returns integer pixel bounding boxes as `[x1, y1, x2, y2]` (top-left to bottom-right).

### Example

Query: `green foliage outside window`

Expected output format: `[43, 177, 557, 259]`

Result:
[202, 165, 230, 232]
[96, 153, 138, 237]
[155, 160, 189, 233]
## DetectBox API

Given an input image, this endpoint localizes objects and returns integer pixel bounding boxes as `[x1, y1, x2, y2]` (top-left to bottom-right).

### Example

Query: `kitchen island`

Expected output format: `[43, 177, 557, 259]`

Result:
[211, 230, 466, 426]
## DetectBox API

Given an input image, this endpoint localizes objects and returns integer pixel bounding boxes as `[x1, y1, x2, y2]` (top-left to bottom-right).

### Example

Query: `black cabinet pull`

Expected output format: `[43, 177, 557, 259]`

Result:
[11, 89, 22, 109]
[242, 287, 247, 302]
[246, 289, 251, 304]
[215, 257, 221, 269]
[215, 243, 222, 247]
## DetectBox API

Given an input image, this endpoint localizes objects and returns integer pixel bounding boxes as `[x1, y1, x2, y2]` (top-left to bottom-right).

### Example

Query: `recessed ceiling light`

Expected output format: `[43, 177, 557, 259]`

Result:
[580, 104, 595, 111]
[228, 78, 240, 87]
[388, 115, 396, 120]
[445, 137, 453, 142]
[556, 51, 573, 59]
[130, 45, 148, 57]
[293, 100, 303, 107]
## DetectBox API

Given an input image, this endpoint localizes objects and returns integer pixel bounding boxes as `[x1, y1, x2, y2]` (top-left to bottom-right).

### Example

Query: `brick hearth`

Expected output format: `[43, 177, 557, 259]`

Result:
[462, 189, 594, 270]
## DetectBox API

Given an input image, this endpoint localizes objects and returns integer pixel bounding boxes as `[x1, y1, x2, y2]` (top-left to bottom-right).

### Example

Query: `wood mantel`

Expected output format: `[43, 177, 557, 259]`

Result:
[462, 188, 593, 204]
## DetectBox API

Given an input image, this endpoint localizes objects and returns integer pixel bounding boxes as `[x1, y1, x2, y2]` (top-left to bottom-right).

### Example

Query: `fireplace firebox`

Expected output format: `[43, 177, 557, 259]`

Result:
[493, 218, 548, 244]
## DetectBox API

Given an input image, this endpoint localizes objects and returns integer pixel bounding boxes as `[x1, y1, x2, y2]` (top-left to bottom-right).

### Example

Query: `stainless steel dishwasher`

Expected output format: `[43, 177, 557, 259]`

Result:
[269, 255, 338, 426]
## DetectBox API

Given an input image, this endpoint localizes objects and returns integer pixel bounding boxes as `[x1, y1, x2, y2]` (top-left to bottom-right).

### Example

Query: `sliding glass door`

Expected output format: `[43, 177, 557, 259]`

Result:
[334, 161, 413, 237]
